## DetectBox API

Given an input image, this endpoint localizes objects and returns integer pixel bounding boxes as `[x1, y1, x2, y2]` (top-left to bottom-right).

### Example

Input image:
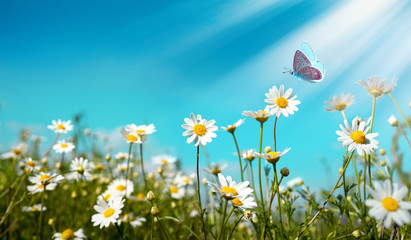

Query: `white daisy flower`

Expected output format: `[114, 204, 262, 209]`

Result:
[107, 179, 134, 198]
[242, 109, 272, 123]
[118, 213, 146, 228]
[52, 140, 75, 153]
[121, 130, 142, 144]
[22, 157, 40, 172]
[52, 228, 86, 240]
[388, 115, 398, 127]
[125, 124, 156, 136]
[174, 173, 195, 187]
[48, 119, 73, 134]
[241, 149, 256, 162]
[128, 192, 146, 202]
[1, 143, 28, 159]
[243, 209, 256, 220]
[264, 85, 300, 118]
[169, 185, 185, 199]
[221, 119, 245, 133]
[182, 113, 218, 147]
[204, 162, 227, 176]
[231, 195, 257, 210]
[324, 93, 355, 112]
[287, 177, 304, 188]
[357, 76, 397, 99]
[152, 154, 177, 166]
[22, 204, 46, 212]
[209, 173, 253, 200]
[27, 172, 64, 194]
[254, 148, 290, 164]
[366, 180, 411, 228]
[114, 162, 133, 176]
[336, 118, 379, 156]
[67, 157, 93, 181]
[115, 152, 130, 161]
[92, 196, 125, 229]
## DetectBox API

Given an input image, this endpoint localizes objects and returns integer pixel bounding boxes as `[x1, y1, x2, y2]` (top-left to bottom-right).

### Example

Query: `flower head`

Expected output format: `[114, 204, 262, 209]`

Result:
[243, 210, 256, 220]
[242, 109, 272, 123]
[254, 148, 290, 164]
[388, 115, 398, 127]
[152, 154, 177, 166]
[204, 162, 227, 176]
[22, 204, 46, 212]
[209, 173, 253, 200]
[221, 119, 245, 133]
[27, 172, 64, 194]
[231, 195, 257, 210]
[107, 179, 134, 198]
[52, 140, 75, 154]
[324, 93, 355, 112]
[336, 118, 379, 156]
[52, 228, 86, 240]
[241, 149, 256, 162]
[67, 157, 93, 181]
[182, 113, 218, 146]
[168, 185, 185, 199]
[264, 85, 300, 117]
[357, 76, 397, 99]
[366, 180, 411, 228]
[22, 157, 40, 172]
[92, 196, 124, 229]
[115, 152, 130, 161]
[48, 119, 73, 134]
[125, 124, 156, 137]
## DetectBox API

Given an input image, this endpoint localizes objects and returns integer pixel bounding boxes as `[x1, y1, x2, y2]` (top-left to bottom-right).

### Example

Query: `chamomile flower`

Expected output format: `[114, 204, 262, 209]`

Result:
[366, 180, 411, 228]
[174, 173, 195, 186]
[242, 109, 272, 123]
[22, 157, 40, 172]
[114, 162, 133, 176]
[92, 196, 125, 229]
[287, 177, 304, 188]
[336, 118, 379, 156]
[52, 228, 86, 240]
[221, 119, 245, 133]
[388, 115, 398, 127]
[1, 143, 28, 159]
[48, 119, 73, 134]
[115, 152, 130, 161]
[324, 93, 355, 112]
[231, 195, 257, 210]
[241, 149, 256, 162]
[22, 204, 46, 212]
[27, 172, 64, 194]
[204, 162, 227, 176]
[357, 76, 397, 99]
[182, 113, 218, 147]
[107, 179, 134, 198]
[152, 154, 177, 166]
[254, 148, 290, 164]
[121, 130, 142, 144]
[264, 85, 300, 118]
[67, 157, 93, 181]
[125, 124, 156, 137]
[209, 173, 253, 200]
[243, 210, 256, 220]
[118, 213, 146, 228]
[53, 140, 75, 153]
[169, 185, 185, 199]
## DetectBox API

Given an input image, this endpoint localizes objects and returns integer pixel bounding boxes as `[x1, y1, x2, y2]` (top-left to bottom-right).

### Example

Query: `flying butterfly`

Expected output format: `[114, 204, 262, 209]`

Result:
[285, 42, 325, 83]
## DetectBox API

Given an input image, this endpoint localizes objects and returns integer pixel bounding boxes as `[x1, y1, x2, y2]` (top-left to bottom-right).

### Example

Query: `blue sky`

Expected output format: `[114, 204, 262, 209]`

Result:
[1, 0, 411, 189]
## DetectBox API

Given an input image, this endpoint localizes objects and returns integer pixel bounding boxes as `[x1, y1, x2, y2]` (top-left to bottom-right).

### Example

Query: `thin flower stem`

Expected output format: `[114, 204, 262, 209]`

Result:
[388, 92, 411, 131]
[368, 95, 377, 188]
[258, 122, 266, 215]
[296, 152, 354, 239]
[352, 155, 362, 202]
[139, 143, 148, 189]
[274, 164, 284, 240]
[38, 191, 45, 240]
[156, 216, 170, 240]
[341, 110, 347, 122]
[232, 133, 244, 182]
[262, 176, 284, 239]
[227, 216, 243, 240]
[41, 133, 60, 158]
[150, 216, 154, 240]
[218, 199, 228, 240]
[363, 154, 367, 218]
[196, 146, 207, 240]
[223, 206, 235, 226]
[115, 223, 125, 240]
[273, 117, 278, 151]
[125, 142, 133, 191]
[398, 125, 411, 150]
[249, 161, 256, 191]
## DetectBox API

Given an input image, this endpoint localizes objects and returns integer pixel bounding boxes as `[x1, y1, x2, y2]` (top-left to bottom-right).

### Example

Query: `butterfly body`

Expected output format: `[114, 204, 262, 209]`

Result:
[289, 42, 325, 83]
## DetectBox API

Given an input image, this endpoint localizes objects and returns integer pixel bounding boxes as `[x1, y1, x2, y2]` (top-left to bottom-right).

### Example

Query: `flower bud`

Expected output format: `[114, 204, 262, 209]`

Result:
[40, 157, 48, 164]
[379, 149, 386, 156]
[105, 153, 111, 162]
[151, 206, 159, 216]
[352, 230, 362, 238]
[380, 160, 386, 167]
[280, 167, 289, 177]
[387, 115, 398, 127]
[146, 191, 155, 201]
[264, 146, 271, 153]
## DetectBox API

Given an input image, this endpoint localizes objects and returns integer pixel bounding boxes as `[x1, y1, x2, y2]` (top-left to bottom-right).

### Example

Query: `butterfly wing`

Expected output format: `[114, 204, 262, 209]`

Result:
[295, 66, 323, 82]
[299, 42, 316, 62]
[293, 50, 312, 72]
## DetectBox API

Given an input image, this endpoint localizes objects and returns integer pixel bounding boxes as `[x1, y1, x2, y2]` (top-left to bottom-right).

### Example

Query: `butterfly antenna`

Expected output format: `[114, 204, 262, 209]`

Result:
[283, 67, 292, 74]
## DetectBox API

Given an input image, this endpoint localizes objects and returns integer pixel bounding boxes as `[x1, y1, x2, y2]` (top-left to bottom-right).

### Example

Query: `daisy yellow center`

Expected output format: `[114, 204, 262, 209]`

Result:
[31, 206, 39, 211]
[350, 131, 366, 144]
[170, 186, 178, 194]
[221, 186, 238, 195]
[116, 185, 126, 191]
[193, 124, 207, 136]
[136, 129, 146, 135]
[335, 103, 347, 111]
[104, 208, 115, 218]
[369, 88, 383, 97]
[211, 168, 222, 174]
[40, 174, 51, 181]
[39, 184, 45, 189]
[13, 149, 22, 155]
[76, 165, 85, 174]
[255, 110, 269, 123]
[232, 198, 243, 206]
[57, 124, 66, 130]
[161, 159, 168, 164]
[276, 97, 288, 108]
[61, 229, 75, 239]
[120, 166, 126, 171]
[61, 143, 68, 148]
[137, 192, 145, 199]
[382, 197, 399, 212]
[28, 161, 36, 167]
[103, 194, 111, 201]
[182, 179, 190, 183]
[126, 134, 138, 142]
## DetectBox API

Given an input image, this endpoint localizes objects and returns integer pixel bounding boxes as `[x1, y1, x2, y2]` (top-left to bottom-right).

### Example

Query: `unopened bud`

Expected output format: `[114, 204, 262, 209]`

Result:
[157, 167, 163, 175]
[264, 146, 271, 153]
[380, 149, 386, 156]
[380, 160, 386, 167]
[151, 206, 159, 216]
[48, 218, 54, 225]
[84, 128, 91, 136]
[71, 191, 77, 198]
[55, 162, 61, 170]
[388, 115, 398, 127]
[105, 154, 111, 162]
[202, 177, 208, 185]
[352, 230, 362, 238]
[280, 167, 289, 177]
[171, 202, 176, 209]
[40, 157, 47, 164]
[146, 191, 155, 201]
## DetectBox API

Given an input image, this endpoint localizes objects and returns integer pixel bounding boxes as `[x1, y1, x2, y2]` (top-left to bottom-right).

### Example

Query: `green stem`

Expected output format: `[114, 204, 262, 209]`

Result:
[232, 133, 244, 182]
[156, 216, 170, 240]
[368, 96, 377, 188]
[223, 207, 235, 226]
[262, 176, 284, 239]
[258, 122, 266, 214]
[398, 125, 411, 150]
[38, 191, 45, 240]
[296, 152, 354, 239]
[218, 199, 228, 240]
[227, 216, 243, 240]
[388, 92, 411, 132]
[363, 154, 367, 218]
[274, 164, 284, 240]
[352, 155, 362, 202]
[341, 110, 347, 122]
[125, 142, 133, 191]
[139, 143, 148, 189]
[196, 146, 207, 240]
[115, 223, 125, 240]
[273, 117, 278, 151]
[150, 216, 154, 240]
